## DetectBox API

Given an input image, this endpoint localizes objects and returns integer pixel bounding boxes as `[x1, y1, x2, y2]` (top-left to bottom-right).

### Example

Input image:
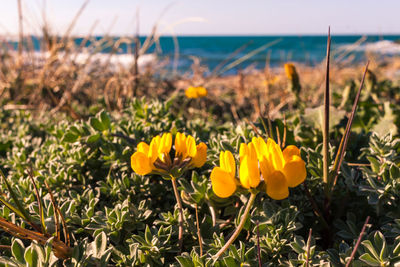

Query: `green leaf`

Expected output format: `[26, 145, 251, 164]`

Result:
[11, 239, 25, 263]
[359, 253, 381, 266]
[176, 255, 194, 267]
[90, 117, 106, 131]
[100, 111, 111, 130]
[144, 225, 152, 244]
[94, 232, 107, 258]
[302, 106, 346, 131]
[362, 240, 380, 260]
[223, 256, 238, 267]
[62, 132, 79, 143]
[87, 133, 101, 143]
[24, 246, 39, 267]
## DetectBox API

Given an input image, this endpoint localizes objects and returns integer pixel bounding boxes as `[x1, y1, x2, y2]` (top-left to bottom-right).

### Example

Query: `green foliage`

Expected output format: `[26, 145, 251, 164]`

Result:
[0, 91, 399, 266]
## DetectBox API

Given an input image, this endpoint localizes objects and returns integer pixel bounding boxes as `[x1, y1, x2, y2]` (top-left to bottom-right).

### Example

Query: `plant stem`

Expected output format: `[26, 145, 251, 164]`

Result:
[345, 216, 370, 267]
[171, 177, 184, 253]
[195, 204, 203, 257]
[214, 193, 257, 260]
[323, 28, 331, 196]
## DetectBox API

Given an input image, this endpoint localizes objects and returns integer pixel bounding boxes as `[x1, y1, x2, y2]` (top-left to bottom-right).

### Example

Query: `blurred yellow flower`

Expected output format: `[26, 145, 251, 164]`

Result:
[284, 63, 302, 97]
[284, 63, 297, 80]
[131, 132, 207, 176]
[210, 137, 306, 200]
[185, 86, 208, 99]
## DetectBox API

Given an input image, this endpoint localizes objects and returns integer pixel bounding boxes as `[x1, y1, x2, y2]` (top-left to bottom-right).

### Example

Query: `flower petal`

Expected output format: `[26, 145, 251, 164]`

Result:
[159, 133, 172, 154]
[266, 138, 284, 170]
[252, 137, 268, 161]
[174, 132, 186, 157]
[283, 155, 306, 187]
[185, 135, 197, 158]
[210, 167, 236, 198]
[266, 170, 289, 200]
[283, 145, 300, 162]
[137, 142, 149, 155]
[239, 154, 260, 189]
[220, 151, 236, 178]
[192, 142, 207, 167]
[149, 136, 161, 163]
[131, 152, 153, 175]
[239, 143, 249, 163]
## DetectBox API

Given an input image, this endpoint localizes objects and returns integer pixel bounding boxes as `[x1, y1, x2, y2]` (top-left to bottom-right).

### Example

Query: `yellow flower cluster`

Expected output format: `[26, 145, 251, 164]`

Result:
[185, 86, 208, 99]
[210, 137, 306, 200]
[131, 133, 207, 176]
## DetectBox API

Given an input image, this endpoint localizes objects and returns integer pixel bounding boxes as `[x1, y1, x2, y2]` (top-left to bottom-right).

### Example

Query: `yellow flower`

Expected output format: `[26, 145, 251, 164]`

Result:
[196, 86, 208, 97]
[210, 137, 306, 200]
[253, 137, 306, 200]
[284, 63, 297, 80]
[185, 86, 208, 99]
[131, 132, 207, 176]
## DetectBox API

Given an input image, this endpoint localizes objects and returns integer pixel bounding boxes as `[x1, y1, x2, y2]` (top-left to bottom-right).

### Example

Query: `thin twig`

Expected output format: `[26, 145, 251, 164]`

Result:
[305, 228, 313, 267]
[195, 204, 203, 257]
[276, 126, 281, 148]
[214, 193, 257, 260]
[331, 62, 369, 191]
[282, 115, 287, 148]
[171, 178, 184, 254]
[245, 118, 262, 137]
[26, 167, 46, 234]
[347, 163, 371, 167]
[43, 180, 61, 241]
[44, 180, 70, 247]
[345, 216, 370, 267]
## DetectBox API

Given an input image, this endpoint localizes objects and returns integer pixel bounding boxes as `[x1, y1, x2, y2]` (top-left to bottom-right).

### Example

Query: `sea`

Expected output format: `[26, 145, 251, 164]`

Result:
[4, 35, 400, 75]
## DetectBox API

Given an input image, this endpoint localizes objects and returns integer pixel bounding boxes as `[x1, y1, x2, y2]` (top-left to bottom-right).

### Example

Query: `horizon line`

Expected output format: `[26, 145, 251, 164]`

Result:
[3, 32, 400, 39]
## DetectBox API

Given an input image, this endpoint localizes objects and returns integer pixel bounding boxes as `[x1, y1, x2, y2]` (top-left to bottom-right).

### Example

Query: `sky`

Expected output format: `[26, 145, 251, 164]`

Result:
[1, 0, 400, 36]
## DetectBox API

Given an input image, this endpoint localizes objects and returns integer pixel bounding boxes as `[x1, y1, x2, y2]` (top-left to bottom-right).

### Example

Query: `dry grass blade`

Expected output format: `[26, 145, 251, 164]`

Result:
[208, 42, 252, 79]
[323, 27, 331, 194]
[27, 167, 47, 234]
[60, 0, 90, 44]
[258, 113, 270, 138]
[44, 180, 70, 247]
[282, 116, 287, 148]
[17, 0, 24, 60]
[331, 61, 369, 190]
[0, 216, 72, 259]
[217, 39, 281, 76]
[245, 118, 262, 138]
[276, 126, 281, 148]
[345, 216, 370, 267]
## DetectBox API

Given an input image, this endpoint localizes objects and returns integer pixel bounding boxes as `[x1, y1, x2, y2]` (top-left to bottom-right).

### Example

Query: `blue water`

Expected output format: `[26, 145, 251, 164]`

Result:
[5, 35, 400, 75]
